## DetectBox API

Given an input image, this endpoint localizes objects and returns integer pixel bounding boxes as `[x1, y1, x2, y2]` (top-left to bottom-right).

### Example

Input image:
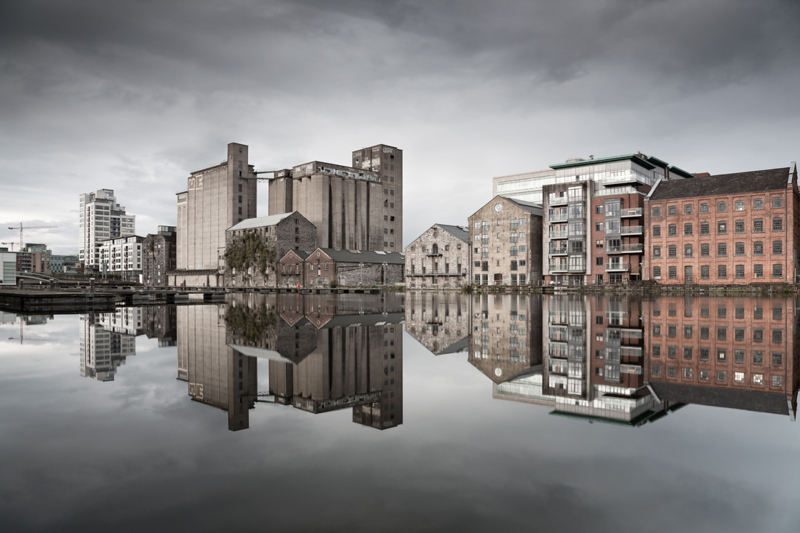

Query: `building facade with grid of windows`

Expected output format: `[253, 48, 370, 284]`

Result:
[644, 164, 799, 285]
[467, 195, 544, 286]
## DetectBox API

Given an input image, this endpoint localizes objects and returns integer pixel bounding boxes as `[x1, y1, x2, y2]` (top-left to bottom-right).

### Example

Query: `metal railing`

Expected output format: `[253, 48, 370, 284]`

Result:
[606, 262, 630, 272]
[620, 226, 643, 235]
[606, 243, 644, 254]
[620, 208, 643, 217]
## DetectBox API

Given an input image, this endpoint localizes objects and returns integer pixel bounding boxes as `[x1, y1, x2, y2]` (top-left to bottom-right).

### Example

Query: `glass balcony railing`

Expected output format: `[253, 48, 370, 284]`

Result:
[606, 243, 644, 254]
[549, 196, 568, 206]
[549, 230, 569, 240]
[620, 208, 643, 218]
[605, 262, 630, 272]
[620, 226, 643, 235]
[549, 213, 568, 222]
[549, 245, 568, 255]
[549, 262, 569, 273]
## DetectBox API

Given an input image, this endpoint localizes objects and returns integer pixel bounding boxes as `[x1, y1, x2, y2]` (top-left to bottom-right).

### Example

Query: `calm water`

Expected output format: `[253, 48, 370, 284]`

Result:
[1, 292, 799, 532]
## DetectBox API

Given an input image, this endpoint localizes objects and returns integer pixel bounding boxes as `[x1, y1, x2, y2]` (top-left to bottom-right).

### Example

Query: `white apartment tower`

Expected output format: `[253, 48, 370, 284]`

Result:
[79, 189, 135, 271]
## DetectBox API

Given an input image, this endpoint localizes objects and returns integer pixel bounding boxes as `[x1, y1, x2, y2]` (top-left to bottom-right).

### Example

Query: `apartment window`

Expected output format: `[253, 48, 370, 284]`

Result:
[773, 240, 782, 254]
[652, 207, 661, 217]
[652, 345, 661, 357]
[735, 327, 745, 341]
[773, 217, 783, 231]
[735, 350, 745, 364]
[735, 265, 745, 278]
[667, 367, 677, 378]
[772, 375, 782, 387]
[668, 345, 677, 358]
[717, 201, 727, 212]
[684, 204, 693, 215]
[700, 243, 709, 257]
[653, 225, 661, 237]
[653, 325, 661, 336]
[754, 307, 763, 319]
[700, 369, 710, 380]
[718, 243, 727, 256]
[717, 221, 727, 234]
[701, 265, 710, 279]
[700, 348, 709, 361]
[668, 245, 677, 258]
[772, 353, 783, 366]
[754, 241, 763, 255]
[684, 325, 693, 338]
[684, 223, 693, 236]
[510, 260, 518, 271]
[718, 307, 726, 318]
[684, 244, 693, 257]
[735, 242, 744, 256]
[753, 264, 764, 280]
[700, 203, 709, 213]
[653, 266, 662, 279]
[668, 266, 677, 280]
[700, 222, 709, 235]
[717, 370, 727, 382]
[754, 328, 763, 342]
[735, 307, 744, 319]
[596, 222, 603, 232]
[773, 307, 782, 320]
[668, 205, 677, 216]
[653, 246, 661, 258]
[596, 257, 603, 266]
[772, 329, 782, 343]
[718, 265, 727, 279]
[773, 197, 782, 208]
[734, 219, 744, 233]
[753, 373, 763, 385]
[652, 365, 661, 377]
[596, 205, 604, 214]
[668, 224, 676, 237]
[772, 264, 782, 278]
[684, 347, 693, 360]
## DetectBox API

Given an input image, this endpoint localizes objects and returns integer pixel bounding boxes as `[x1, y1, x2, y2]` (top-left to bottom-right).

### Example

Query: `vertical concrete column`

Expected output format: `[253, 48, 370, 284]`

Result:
[330, 176, 343, 250]
[356, 181, 368, 250]
[344, 180, 356, 250]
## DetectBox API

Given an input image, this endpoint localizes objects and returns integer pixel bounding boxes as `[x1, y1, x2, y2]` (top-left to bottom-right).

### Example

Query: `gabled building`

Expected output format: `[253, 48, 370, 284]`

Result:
[644, 163, 799, 284]
[404, 224, 469, 289]
[278, 247, 404, 288]
[467, 195, 544, 286]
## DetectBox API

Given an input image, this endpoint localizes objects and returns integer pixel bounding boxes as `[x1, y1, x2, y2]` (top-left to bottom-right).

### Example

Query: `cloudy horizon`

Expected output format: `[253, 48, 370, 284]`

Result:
[2, 0, 799, 254]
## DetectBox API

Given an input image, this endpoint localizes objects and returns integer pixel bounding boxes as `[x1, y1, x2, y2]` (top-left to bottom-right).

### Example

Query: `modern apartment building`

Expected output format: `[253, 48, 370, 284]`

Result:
[644, 164, 799, 284]
[142, 226, 176, 287]
[405, 224, 469, 289]
[643, 296, 799, 419]
[468, 195, 544, 286]
[175, 142, 257, 287]
[268, 144, 402, 252]
[79, 189, 135, 272]
[0, 248, 16, 285]
[493, 168, 556, 204]
[79, 312, 137, 382]
[50, 254, 79, 274]
[542, 154, 694, 285]
[99, 235, 143, 281]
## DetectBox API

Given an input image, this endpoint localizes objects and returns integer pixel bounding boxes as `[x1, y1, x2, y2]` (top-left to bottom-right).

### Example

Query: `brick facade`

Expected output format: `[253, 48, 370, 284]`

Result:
[278, 248, 404, 288]
[142, 228, 176, 287]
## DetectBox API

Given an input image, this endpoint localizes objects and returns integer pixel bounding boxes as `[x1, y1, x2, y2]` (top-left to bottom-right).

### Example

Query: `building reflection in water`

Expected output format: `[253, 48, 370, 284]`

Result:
[643, 296, 798, 419]
[405, 292, 468, 355]
[410, 292, 799, 425]
[177, 293, 404, 432]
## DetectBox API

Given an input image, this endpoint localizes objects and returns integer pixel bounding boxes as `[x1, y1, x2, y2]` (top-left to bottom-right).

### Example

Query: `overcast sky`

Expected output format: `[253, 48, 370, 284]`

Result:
[1, 0, 799, 254]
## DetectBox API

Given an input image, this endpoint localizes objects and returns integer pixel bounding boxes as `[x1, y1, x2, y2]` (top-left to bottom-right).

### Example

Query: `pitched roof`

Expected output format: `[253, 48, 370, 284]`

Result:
[650, 167, 790, 201]
[314, 248, 405, 265]
[436, 224, 469, 242]
[649, 382, 791, 416]
[507, 197, 543, 215]
[280, 249, 310, 261]
[227, 212, 295, 231]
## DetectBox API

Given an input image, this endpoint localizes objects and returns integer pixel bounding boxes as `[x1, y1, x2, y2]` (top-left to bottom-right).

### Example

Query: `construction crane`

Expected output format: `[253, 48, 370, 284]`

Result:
[7, 223, 59, 249]
[0, 242, 14, 251]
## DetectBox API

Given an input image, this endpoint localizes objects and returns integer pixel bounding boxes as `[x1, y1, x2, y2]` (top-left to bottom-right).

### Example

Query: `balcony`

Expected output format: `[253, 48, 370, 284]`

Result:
[606, 243, 644, 254]
[606, 327, 644, 338]
[549, 213, 568, 222]
[620, 208, 643, 218]
[549, 245, 568, 256]
[606, 262, 630, 272]
[549, 230, 569, 240]
[549, 262, 569, 273]
[620, 225, 643, 236]
[620, 346, 643, 358]
[549, 196, 568, 206]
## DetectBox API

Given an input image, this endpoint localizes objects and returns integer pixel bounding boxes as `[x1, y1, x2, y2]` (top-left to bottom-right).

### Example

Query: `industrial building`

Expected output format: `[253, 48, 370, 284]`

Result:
[142, 226, 177, 287]
[173, 142, 257, 287]
[644, 163, 799, 285]
[404, 224, 469, 289]
[267, 144, 402, 252]
[79, 189, 135, 272]
[467, 195, 544, 286]
[224, 212, 316, 288]
[277, 247, 404, 288]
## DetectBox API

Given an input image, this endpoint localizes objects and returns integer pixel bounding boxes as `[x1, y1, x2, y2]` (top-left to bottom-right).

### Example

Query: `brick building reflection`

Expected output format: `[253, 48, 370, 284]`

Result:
[177, 293, 404, 431]
[405, 292, 469, 355]
[642, 296, 799, 419]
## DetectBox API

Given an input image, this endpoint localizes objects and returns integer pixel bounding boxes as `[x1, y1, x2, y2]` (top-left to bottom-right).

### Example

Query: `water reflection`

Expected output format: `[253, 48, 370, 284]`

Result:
[179, 293, 404, 431]
[407, 292, 799, 424]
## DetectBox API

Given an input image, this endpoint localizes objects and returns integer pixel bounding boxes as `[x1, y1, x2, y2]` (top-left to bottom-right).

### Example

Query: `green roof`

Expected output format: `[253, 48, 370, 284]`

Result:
[549, 154, 656, 171]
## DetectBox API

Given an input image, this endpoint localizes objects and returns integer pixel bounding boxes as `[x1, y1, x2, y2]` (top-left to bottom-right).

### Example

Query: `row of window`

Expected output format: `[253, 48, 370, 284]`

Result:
[652, 324, 783, 343]
[653, 241, 783, 258]
[653, 264, 783, 279]
[652, 306, 782, 319]
[652, 218, 782, 237]
[473, 274, 528, 285]
[474, 260, 527, 271]
[652, 366, 783, 387]
[474, 232, 527, 243]
[652, 197, 783, 217]
[652, 345, 783, 366]
[474, 246, 527, 256]
[473, 219, 528, 231]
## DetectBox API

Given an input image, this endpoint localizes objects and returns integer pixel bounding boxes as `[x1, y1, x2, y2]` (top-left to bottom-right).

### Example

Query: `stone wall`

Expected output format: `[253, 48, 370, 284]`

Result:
[405, 225, 468, 289]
